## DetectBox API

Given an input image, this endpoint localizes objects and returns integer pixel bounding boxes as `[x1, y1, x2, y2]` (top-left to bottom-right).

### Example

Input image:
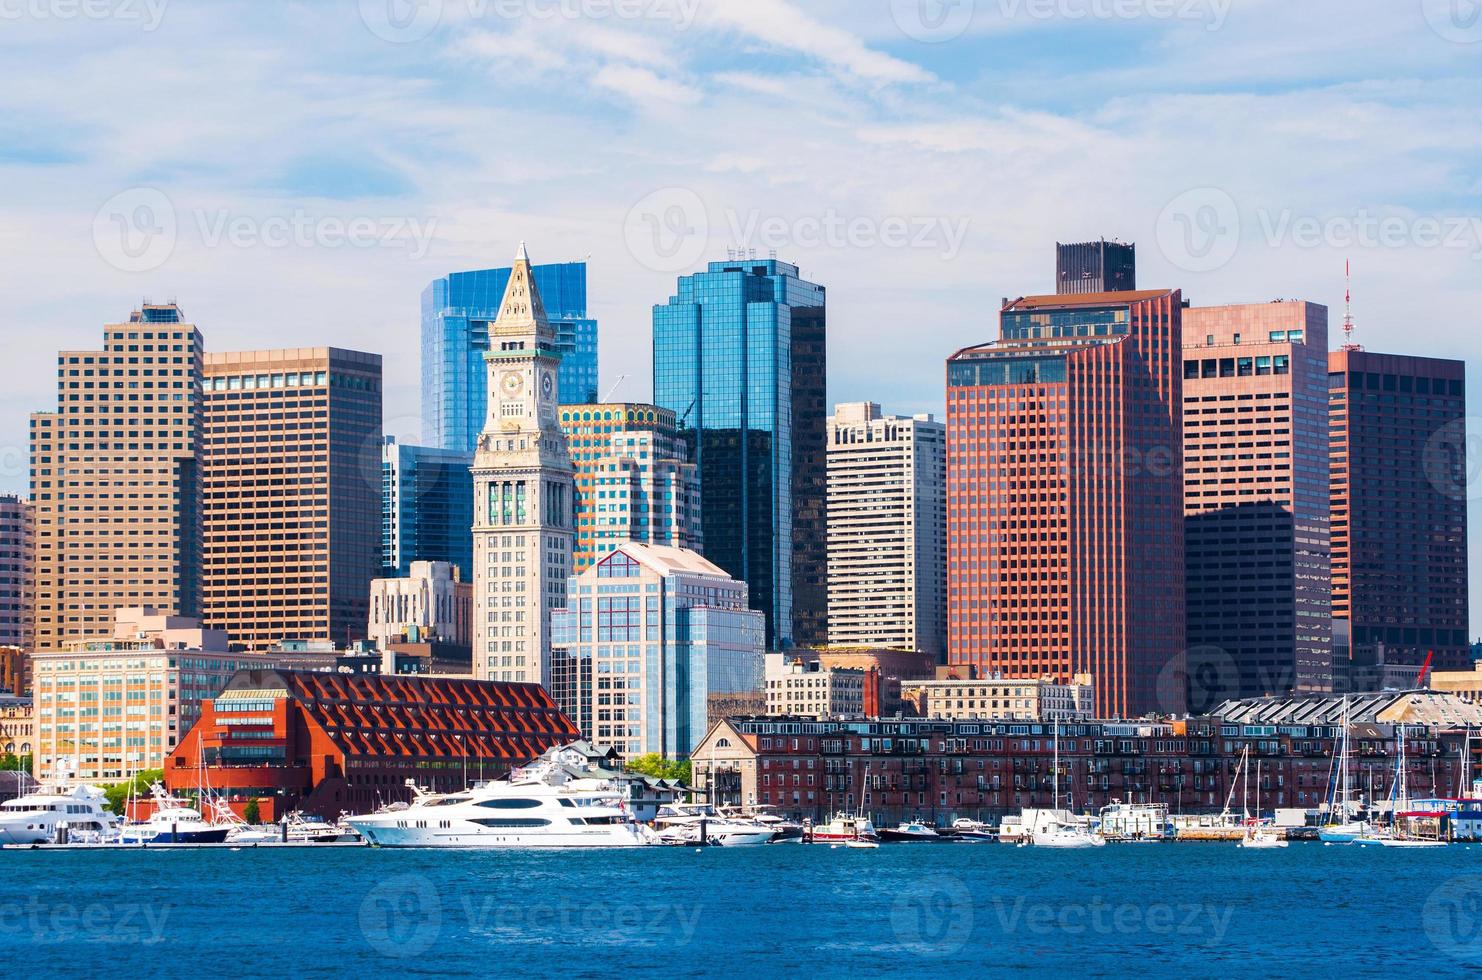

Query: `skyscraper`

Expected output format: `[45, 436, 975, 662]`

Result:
[1056, 240, 1136, 295]
[382, 436, 474, 578]
[1330, 350, 1469, 673]
[652, 257, 828, 650]
[825, 402, 946, 659]
[202, 348, 383, 649]
[30, 304, 203, 648]
[423, 261, 598, 453]
[1182, 303, 1331, 705]
[0, 495, 31, 649]
[558, 403, 702, 572]
[946, 288, 1184, 718]
[471, 244, 576, 684]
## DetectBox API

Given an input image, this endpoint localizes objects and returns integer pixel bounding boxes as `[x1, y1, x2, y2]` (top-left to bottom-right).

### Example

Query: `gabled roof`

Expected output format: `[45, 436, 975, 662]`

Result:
[221, 669, 579, 763]
[602, 542, 730, 579]
[1002, 289, 1174, 311]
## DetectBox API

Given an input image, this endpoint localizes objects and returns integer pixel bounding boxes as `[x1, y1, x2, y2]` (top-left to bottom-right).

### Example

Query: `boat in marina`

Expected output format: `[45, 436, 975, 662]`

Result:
[654, 803, 774, 847]
[347, 760, 656, 848]
[1318, 698, 1370, 844]
[950, 817, 997, 841]
[120, 783, 231, 844]
[1030, 724, 1104, 848]
[879, 820, 948, 843]
[1098, 802, 1173, 842]
[1356, 724, 1449, 848]
[0, 778, 122, 845]
[718, 804, 804, 843]
[1238, 759, 1288, 849]
[809, 811, 879, 844]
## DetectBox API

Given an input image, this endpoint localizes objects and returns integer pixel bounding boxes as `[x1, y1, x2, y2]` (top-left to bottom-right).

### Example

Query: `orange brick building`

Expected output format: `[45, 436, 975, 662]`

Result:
[165, 669, 579, 820]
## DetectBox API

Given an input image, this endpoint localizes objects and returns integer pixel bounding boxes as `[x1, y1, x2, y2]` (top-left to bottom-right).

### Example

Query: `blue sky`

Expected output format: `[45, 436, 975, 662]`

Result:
[3, 0, 1481, 619]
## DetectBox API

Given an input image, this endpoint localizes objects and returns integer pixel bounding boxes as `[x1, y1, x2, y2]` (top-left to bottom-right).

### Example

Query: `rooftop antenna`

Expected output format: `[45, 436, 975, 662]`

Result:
[1341, 259, 1364, 352]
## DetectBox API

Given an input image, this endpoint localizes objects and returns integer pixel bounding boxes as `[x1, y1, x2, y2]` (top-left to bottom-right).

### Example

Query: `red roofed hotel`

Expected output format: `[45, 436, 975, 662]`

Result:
[165, 669, 580, 821]
[946, 289, 1185, 718]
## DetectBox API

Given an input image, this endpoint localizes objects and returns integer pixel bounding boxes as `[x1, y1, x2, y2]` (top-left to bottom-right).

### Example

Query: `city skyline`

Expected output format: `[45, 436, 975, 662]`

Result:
[4, 5, 1479, 618]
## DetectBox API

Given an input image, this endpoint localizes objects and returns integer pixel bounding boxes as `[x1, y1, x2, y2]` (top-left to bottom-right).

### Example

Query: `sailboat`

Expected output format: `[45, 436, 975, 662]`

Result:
[813, 761, 878, 844]
[1357, 724, 1448, 848]
[1032, 723, 1105, 848]
[1239, 757, 1288, 849]
[1318, 698, 1368, 843]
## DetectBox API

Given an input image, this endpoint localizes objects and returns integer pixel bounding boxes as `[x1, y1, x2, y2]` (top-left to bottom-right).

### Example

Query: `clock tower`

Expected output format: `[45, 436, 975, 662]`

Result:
[471, 243, 575, 685]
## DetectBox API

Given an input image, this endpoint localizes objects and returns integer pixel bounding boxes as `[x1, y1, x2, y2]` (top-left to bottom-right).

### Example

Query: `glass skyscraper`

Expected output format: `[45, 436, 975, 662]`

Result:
[381, 436, 474, 579]
[422, 261, 598, 452]
[652, 258, 828, 651]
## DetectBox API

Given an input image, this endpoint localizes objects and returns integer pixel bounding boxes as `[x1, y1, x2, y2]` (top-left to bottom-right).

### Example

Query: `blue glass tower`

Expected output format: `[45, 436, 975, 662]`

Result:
[382, 436, 475, 578]
[422, 261, 598, 452]
[652, 258, 828, 651]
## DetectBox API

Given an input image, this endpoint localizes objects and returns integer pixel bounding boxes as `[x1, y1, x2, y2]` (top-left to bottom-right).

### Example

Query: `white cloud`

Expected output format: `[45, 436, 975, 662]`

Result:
[594, 64, 702, 105]
[704, 0, 934, 85]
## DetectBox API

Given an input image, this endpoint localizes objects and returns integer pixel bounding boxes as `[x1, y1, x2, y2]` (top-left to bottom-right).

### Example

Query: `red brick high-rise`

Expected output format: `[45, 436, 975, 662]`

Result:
[946, 289, 1185, 718]
[1329, 350, 1468, 673]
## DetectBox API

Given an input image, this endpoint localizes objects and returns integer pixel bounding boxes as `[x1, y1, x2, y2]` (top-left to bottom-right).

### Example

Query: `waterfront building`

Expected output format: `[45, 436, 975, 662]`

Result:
[691, 691, 1482, 821]
[202, 348, 383, 650]
[382, 436, 474, 578]
[1429, 662, 1482, 702]
[163, 669, 580, 821]
[423, 261, 598, 453]
[470, 245, 576, 685]
[0, 495, 30, 649]
[900, 671, 1094, 722]
[367, 561, 472, 648]
[946, 288, 1185, 717]
[29, 304, 204, 649]
[653, 257, 828, 650]
[1330, 350, 1469, 673]
[825, 402, 945, 659]
[1182, 302, 1332, 704]
[0, 695, 32, 757]
[30, 607, 281, 783]
[550, 544, 765, 759]
[764, 653, 866, 719]
[1056, 239, 1136, 295]
[558, 403, 701, 572]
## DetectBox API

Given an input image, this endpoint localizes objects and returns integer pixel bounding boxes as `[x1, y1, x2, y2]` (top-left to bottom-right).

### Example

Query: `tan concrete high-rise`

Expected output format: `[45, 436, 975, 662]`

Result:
[826, 402, 946, 659]
[202, 348, 383, 650]
[29, 305, 204, 649]
[1182, 302, 1331, 706]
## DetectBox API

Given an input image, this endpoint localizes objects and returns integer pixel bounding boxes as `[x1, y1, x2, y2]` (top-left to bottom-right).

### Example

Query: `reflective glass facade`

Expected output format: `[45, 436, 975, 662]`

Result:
[381, 436, 474, 579]
[652, 259, 827, 650]
[422, 262, 598, 452]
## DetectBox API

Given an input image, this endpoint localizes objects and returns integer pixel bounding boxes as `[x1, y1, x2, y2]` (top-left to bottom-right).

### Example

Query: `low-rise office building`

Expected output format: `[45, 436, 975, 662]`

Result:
[764, 654, 866, 719]
[901, 671, 1094, 721]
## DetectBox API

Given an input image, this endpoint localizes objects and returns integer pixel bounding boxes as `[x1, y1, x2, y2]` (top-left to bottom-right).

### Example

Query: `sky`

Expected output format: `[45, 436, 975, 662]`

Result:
[2, 0, 1481, 619]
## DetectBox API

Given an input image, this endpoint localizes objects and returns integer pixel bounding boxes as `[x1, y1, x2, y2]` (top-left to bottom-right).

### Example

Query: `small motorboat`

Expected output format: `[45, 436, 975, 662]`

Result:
[879, 820, 947, 843]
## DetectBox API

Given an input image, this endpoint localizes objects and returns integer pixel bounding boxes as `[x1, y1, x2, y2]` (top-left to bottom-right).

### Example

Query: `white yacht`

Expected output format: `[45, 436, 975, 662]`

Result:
[654, 803, 774, 847]
[347, 761, 656, 848]
[1032, 817, 1107, 848]
[120, 783, 230, 844]
[0, 782, 121, 845]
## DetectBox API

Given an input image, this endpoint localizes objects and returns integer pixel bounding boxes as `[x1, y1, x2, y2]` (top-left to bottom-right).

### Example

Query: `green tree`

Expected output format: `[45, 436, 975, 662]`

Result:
[0, 752, 32, 773]
[625, 754, 691, 783]
[104, 769, 164, 816]
[242, 798, 262, 825]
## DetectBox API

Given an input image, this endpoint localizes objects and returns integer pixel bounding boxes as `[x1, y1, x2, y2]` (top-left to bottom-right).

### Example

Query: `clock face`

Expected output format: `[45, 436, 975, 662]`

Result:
[500, 371, 524, 396]
[541, 371, 554, 399]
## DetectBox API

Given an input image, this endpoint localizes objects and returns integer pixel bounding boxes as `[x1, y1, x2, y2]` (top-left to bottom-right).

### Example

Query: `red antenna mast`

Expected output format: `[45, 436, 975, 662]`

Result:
[1341, 259, 1363, 351]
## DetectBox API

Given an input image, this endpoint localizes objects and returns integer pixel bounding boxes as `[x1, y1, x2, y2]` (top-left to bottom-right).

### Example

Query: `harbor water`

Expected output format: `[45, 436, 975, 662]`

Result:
[4, 842, 1481, 977]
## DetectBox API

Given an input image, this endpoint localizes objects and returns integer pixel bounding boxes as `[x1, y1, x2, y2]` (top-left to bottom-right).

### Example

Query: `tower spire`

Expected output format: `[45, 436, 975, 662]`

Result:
[1341, 259, 1363, 351]
[494, 241, 551, 342]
